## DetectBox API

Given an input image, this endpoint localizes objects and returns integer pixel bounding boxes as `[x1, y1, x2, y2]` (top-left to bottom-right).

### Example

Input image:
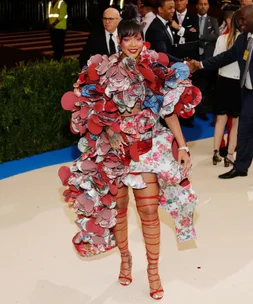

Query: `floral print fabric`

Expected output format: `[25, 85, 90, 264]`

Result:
[128, 122, 197, 241]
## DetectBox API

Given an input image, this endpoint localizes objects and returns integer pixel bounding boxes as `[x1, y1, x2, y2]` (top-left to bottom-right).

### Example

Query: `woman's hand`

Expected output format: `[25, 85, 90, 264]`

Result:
[108, 131, 125, 155]
[178, 150, 191, 175]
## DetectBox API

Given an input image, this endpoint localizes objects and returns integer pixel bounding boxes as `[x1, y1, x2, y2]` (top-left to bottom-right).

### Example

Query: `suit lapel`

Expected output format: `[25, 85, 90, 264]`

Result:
[203, 17, 211, 35]
[173, 13, 179, 24]
[245, 34, 253, 83]
[156, 17, 173, 45]
[182, 12, 190, 28]
[102, 30, 110, 55]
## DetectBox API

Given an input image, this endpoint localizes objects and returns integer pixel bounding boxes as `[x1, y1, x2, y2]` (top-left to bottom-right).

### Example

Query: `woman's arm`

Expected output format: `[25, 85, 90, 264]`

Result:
[164, 114, 186, 147]
[105, 127, 125, 155]
[164, 114, 191, 174]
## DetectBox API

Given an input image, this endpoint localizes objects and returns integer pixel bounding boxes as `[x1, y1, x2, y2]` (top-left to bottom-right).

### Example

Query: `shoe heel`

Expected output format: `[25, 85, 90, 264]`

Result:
[224, 157, 229, 167]
[224, 155, 234, 167]
[213, 157, 218, 165]
[213, 150, 222, 166]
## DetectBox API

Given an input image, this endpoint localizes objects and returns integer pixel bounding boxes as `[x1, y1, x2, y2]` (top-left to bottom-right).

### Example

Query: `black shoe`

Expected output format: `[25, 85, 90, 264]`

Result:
[197, 113, 209, 121]
[218, 169, 247, 179]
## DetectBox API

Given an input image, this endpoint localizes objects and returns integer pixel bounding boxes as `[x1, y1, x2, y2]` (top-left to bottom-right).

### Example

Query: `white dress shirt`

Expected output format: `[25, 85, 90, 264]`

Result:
[142, 11, 156, 39]
[157, 14, 174, 44]
[245, 33, 253, 90]
[176, 10, 187, 44]
[105, 29, 118, 53]
[213, 32, 240, 80]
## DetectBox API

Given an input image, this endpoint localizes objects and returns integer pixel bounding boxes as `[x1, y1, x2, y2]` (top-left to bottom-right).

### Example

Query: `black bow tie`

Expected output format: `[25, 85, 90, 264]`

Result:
[166, 21, 171, 27]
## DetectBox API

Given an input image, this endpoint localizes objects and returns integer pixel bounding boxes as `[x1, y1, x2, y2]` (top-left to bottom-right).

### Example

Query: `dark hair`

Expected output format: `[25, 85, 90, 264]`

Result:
[223, 3, 239, 12]
[118, 4, 143, 42]
[223, 4, 239, 19]
[156, 0, 170, 8]
[140, 0, 156, 8]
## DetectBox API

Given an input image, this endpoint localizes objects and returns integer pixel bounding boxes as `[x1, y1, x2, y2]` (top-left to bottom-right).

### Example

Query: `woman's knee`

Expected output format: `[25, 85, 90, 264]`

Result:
[116, 197, 129, 210]
[115, 187, 129, 210]
[137, 203, 158, 218]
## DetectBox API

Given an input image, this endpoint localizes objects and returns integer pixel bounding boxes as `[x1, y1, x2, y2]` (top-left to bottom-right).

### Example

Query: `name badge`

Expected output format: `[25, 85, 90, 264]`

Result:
[243, 50, 249, 61]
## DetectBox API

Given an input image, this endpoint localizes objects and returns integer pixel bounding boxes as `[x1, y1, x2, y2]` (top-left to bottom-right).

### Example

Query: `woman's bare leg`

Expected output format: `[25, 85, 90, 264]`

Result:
[214, 114, 228, 154]
[113, 186, 132, 285]
[133, 173, 163, 299]
[227, 117, 239, 162]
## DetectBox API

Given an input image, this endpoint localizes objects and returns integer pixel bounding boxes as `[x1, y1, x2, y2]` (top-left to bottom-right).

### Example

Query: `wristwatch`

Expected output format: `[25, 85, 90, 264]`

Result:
[178, 146, 189, 153]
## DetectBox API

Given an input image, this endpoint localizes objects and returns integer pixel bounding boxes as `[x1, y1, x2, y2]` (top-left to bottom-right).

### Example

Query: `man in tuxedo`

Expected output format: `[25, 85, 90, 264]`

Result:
[145, 0, 180, 61]
[172, 0, 199, 60]
[189, 4, 253, 179]
[79, 8, 120, 68]
[195, 0, 219, 121]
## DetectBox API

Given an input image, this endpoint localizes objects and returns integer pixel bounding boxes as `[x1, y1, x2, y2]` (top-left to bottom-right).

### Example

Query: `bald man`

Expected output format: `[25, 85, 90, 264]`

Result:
[79, 8, 121, 68]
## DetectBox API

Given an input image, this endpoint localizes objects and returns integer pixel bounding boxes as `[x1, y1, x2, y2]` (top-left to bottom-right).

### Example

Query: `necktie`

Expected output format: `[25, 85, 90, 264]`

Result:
[241, 37, 253, 88]
[199, 16, 204, 36]
[109, 34, 116, 55]
[178, 14, 183, 25]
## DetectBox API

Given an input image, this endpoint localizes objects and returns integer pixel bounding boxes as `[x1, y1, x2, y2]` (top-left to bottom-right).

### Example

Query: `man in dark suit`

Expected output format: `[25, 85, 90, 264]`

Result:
[195, 0, 219, 121]
[197, 0, 219, 60]
[79, 7, 120, 68]
[172, 0, 199, 60]
[145, 0, 179, 61]
[189, 4, 253, 179]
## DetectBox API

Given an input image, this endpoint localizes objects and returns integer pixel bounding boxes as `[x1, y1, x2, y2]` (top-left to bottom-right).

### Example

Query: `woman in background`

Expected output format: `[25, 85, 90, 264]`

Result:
[212, 9, 241, 166]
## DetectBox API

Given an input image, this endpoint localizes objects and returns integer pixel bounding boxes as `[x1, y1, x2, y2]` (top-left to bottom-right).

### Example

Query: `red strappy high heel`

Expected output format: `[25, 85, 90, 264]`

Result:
[135, 189, 164, 300]
[147, 263, 164, 300]
[118, 251, 132, 286]
[114, 196, 132, 286]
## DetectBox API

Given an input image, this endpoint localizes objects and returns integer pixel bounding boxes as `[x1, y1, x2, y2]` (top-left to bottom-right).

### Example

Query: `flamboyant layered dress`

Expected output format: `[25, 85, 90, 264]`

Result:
[59, 45, 201, 257]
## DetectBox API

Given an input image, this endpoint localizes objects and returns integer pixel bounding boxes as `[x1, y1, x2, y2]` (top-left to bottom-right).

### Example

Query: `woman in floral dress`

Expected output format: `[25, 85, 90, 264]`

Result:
[59, 5, 201, 300]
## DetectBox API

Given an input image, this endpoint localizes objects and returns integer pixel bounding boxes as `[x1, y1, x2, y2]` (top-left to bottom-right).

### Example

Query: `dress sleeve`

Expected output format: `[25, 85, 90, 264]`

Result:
[157, 61, 202, 119]
[61, 56, 121, 137]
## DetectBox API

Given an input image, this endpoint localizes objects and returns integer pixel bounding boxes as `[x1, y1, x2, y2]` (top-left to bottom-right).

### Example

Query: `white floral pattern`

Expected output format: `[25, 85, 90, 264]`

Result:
[127, 122, 197, 242]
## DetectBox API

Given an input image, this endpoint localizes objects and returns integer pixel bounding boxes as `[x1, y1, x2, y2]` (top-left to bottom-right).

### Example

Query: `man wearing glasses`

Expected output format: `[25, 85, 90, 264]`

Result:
[79, 8, 121, 68]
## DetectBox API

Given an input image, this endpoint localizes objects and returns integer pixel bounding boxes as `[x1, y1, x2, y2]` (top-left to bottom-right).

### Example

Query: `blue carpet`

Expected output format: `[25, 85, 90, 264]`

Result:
[0, 114, 214, 180]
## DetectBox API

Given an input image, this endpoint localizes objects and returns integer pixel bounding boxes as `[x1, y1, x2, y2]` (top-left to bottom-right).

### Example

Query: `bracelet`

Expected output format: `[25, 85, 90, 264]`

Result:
[178, 146, 189, 153]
